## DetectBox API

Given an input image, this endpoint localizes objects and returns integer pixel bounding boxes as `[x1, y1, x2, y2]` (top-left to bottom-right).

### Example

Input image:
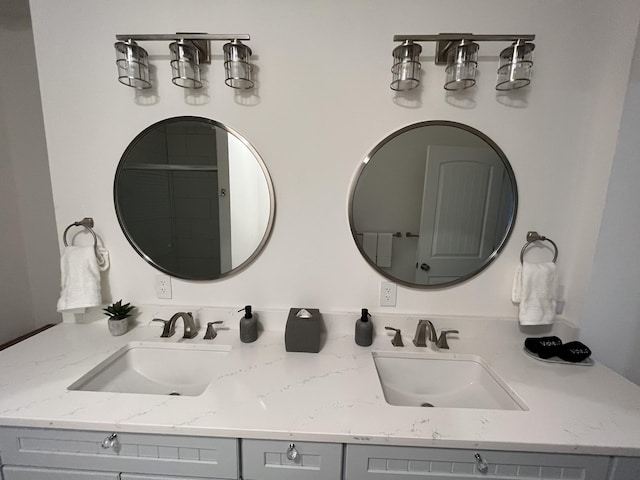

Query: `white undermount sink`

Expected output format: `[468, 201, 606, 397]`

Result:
[373, 351, 527, 410]
[68, 342, 231, 396]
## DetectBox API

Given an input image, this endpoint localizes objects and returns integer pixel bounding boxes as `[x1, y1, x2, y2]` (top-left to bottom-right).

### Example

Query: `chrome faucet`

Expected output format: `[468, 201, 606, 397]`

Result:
[413, 319, 437, 347]
[413, 319, 459, 349]
[152, 312, 198, 339]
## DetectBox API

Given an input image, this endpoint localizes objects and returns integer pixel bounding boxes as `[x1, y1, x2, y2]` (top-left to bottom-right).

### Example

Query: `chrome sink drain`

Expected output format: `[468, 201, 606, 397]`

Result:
[420, 402, 434, 407]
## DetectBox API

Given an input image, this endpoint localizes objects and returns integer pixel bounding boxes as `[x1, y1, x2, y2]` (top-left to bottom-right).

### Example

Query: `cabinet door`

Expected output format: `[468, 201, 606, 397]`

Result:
[2, 466, 118, 480]
[345, 445, 611, 480]
[0, 427, 238, 479]
[121, 475, 225, 480]
[608, 456, 640, 480]
[242, 439, 342, 480]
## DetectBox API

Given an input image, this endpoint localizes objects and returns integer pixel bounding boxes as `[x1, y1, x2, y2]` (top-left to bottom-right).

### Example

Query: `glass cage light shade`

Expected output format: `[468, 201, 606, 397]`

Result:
[223, 40, 254, 89]
[390, 40, 422, 91]
[444, 40, 479, 91]
[169, 40, 202, 89]
[114, 40, 151, 89]
[496, 40, 535, 91]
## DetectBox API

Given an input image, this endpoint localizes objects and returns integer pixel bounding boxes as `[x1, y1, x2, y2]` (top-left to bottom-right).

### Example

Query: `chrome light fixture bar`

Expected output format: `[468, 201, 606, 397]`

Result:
[114, 33, 253, 90]
[391, 33, 536, 92]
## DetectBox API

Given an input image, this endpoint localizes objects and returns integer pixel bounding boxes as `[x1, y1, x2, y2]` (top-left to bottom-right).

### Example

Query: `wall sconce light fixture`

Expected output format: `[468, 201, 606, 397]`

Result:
[169, 40, 202, 89]
[390, 40, 422, 91]
[496, 39, 535, 91]
[391, 33, 536, 92]
[223, 40, 254, 89]
[114, 33, 254, 90]
[444, 39, 479, 91]
[114, 40, 151, 89]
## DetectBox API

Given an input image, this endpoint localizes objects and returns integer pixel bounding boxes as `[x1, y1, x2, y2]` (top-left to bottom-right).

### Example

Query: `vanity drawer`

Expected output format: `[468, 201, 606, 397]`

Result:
[242, 439, 343, 480]
[345, 445, 610, 480]
[2, 466, 119, 479]
[0, 427, 238, 478]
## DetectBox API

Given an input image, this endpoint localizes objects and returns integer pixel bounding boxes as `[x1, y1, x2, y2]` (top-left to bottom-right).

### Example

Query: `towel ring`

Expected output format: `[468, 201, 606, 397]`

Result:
[520, 231, 558, 264]
[63, 217, 105, 266]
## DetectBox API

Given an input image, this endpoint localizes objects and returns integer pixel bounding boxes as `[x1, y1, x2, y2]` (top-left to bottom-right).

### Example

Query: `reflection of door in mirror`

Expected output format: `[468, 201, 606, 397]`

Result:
[228, 134, 271, 269]
[416, 146, 508, 285]
[216, 129, 232, 273]
[349, 121, 517, 288]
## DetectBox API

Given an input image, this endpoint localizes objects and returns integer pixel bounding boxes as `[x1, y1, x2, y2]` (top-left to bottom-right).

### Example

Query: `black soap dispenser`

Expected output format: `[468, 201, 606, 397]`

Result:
[355, 308, 373, 346]
[239, 305, 258, 343]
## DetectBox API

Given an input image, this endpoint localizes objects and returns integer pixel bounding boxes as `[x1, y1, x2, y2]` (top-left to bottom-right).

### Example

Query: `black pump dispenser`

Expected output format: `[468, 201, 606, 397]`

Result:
[239, 305, 258, 343]
[355, 308, 373, 346]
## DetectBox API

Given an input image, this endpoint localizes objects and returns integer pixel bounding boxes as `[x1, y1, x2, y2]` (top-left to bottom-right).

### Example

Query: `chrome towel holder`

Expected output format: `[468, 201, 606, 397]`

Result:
[520, 231, 558, 264]
[63, 217, 105, 265]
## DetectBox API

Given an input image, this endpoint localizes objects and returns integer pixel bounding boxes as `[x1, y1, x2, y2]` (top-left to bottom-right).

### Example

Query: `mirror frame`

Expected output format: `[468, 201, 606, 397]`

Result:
[114, 116, 276, 281]
[348, 120, 518, 289]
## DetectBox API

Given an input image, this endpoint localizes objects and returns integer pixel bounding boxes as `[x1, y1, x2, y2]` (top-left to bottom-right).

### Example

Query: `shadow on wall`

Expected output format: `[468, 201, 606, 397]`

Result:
[128, 57, 262, 107]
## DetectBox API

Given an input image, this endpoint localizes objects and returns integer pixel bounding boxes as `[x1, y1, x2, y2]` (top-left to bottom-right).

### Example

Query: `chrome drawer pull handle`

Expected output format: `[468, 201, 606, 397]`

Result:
[474, 453, 489, 473]
[286, 443, 299, 461]
[101, 433, 118, 449]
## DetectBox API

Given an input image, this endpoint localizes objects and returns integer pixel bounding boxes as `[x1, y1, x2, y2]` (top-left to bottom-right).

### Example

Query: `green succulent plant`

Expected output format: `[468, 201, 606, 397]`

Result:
[103, 300, 135, 320]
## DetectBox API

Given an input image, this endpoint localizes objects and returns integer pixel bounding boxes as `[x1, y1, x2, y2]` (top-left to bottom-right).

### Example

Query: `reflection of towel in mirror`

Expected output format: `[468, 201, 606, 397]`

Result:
[512, 261, 557, 325]
[362, 233, 377, 261]
[376, 233, 392, 267]
[57, 246, 110, 312]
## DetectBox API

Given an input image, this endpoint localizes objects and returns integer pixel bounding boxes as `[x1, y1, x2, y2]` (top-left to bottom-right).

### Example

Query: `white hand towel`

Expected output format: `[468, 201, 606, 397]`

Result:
[376, 233, 393, 267]
[57, 246, 110, 312]
[362, 233, 378, 262]
[512, 261, 557, 325]
[511, 264, 523, 303]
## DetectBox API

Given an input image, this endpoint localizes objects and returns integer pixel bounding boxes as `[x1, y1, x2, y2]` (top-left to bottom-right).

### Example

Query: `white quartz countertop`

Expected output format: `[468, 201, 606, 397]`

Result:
[1, 311, 640, 456]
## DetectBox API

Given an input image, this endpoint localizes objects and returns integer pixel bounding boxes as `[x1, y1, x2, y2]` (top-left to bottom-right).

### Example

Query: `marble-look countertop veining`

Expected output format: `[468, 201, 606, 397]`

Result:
[1, 309, 640, 457]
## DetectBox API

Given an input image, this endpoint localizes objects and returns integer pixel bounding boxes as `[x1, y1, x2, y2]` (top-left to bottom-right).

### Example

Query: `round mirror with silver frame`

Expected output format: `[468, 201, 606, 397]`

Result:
[114, 116, 275, 280]
[349, 120, 517, 288]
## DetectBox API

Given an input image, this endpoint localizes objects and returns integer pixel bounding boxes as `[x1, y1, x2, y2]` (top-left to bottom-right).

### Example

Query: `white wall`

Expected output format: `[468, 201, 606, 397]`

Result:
[29, 0, 640, 328]
[0, 2, 60, 343]
[581, 19, 640, 385]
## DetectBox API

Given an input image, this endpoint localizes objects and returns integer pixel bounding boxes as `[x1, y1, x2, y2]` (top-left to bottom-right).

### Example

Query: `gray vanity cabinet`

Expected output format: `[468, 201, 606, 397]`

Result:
[0, 427, 238, 479]
[242, 439, 343, 480]
[345, 445, 611, 480]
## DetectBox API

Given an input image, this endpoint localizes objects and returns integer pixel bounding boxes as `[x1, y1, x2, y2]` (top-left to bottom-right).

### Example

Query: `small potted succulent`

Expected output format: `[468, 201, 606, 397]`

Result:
[103, 300, 135, 336]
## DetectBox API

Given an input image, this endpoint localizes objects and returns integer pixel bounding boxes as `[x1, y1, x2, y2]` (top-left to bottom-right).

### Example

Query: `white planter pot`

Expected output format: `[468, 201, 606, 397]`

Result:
[108, 318, 128, 336]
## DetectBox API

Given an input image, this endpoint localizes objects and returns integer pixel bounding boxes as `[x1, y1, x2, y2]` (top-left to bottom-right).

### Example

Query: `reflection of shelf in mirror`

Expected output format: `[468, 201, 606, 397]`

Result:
[123, 164, 218, 172]
[355, 232, 419, 238]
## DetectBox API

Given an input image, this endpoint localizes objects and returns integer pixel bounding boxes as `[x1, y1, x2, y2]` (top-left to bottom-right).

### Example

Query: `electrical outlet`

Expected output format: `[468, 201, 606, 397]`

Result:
[380, 281, 397, 307]
[155, 274, 172, 299]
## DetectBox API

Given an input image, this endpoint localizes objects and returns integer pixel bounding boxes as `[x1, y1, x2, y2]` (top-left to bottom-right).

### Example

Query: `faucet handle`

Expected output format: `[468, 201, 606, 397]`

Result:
[384, 327, 404, 347]
[204, 321, 224, 340]
[436, 330, 459, 349]
[152, 318, 174, 337]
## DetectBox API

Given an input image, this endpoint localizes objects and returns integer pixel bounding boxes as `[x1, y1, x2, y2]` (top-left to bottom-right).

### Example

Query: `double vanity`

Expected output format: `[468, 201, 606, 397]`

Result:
[1, 311, 640, 479]
[4, 116, 638, 478]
